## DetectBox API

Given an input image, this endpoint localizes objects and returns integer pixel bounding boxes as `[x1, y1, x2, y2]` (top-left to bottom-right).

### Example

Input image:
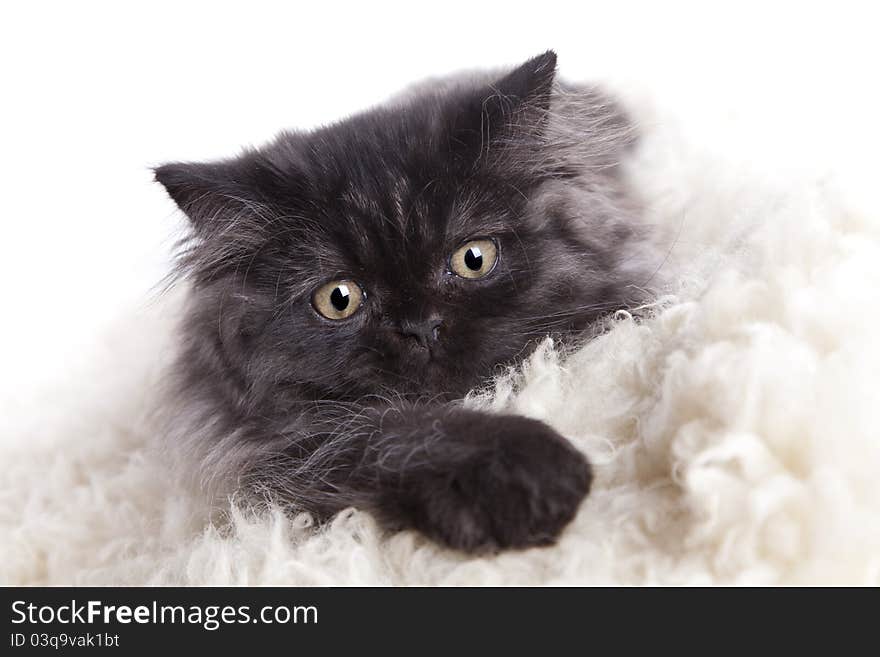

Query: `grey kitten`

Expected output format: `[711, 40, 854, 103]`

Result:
[155, 51, 657, 551]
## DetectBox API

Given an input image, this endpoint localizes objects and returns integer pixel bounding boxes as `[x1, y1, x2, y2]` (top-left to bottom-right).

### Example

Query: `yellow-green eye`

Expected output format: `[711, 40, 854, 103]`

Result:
[450, 239, 498, 279]
[312, 280, 364, 320]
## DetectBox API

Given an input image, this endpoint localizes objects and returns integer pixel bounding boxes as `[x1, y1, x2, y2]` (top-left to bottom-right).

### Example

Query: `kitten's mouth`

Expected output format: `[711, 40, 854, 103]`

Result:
[400, 340, 437, 364]
[392, 355, 450, 389]
[404, 350, 434, 371]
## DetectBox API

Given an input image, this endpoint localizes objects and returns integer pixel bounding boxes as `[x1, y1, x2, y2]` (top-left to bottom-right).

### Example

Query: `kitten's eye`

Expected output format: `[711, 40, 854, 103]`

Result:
[450, 238, 498, 279]
[312, 280, 364, 320]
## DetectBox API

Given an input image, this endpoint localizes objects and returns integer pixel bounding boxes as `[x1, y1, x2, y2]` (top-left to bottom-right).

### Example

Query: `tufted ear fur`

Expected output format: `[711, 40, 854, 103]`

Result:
[487, 50, 557, 119]
[452, 50, 557, 158]
[154, 149, 312, 237]
[155, 159, 242, 232]
[154, 152, 307, 284]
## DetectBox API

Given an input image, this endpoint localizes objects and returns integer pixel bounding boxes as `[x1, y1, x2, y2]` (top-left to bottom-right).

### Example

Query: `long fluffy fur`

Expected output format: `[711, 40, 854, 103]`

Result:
[3, 72, 879, 583]
[150, 53, 662, 551]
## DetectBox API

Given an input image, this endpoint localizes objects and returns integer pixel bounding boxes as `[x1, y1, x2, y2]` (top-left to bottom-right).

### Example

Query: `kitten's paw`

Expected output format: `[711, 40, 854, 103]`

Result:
[404, 414, 592, 552]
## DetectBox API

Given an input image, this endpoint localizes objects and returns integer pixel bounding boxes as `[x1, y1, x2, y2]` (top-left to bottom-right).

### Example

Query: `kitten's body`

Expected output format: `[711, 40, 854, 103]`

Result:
[156, 52, 659, 551]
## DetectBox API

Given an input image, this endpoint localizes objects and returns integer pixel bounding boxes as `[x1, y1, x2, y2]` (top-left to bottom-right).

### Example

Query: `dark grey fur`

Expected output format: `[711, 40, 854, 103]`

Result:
[155, 52, 657, 551]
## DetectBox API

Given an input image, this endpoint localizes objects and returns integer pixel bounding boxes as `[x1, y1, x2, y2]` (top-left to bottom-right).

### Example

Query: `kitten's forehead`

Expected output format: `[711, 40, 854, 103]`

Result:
[338, 170, 416, 229]
[282, 175, 511, 301]
[333, 176, 510, 253]
[277, 85, 529, 269]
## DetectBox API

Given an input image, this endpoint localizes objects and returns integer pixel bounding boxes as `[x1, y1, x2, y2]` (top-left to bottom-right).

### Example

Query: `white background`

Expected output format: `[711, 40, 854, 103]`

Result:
[1, 1, 877, 394]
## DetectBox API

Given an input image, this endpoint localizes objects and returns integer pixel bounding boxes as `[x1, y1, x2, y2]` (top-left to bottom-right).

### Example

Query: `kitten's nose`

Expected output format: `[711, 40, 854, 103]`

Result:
[398, 317, 442, 347]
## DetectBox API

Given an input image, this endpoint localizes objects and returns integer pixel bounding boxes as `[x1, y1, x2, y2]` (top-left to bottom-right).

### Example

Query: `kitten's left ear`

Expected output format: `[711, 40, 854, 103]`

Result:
[454, 50, 557, 155]
[489, 50, 557, 118]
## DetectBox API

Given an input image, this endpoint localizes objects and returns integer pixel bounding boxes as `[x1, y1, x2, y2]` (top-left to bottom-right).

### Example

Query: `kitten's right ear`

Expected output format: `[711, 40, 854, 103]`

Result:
[154, 160, 243, 232]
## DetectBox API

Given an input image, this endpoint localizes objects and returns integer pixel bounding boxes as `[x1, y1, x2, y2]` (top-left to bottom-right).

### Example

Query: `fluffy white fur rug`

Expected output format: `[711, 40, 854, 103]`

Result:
[3, 87, 879, 586]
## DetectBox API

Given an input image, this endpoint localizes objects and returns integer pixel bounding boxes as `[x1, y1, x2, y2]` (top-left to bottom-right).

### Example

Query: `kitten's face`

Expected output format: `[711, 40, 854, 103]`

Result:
[157, 52, 642, 404]
[255, 147, 557, 400]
